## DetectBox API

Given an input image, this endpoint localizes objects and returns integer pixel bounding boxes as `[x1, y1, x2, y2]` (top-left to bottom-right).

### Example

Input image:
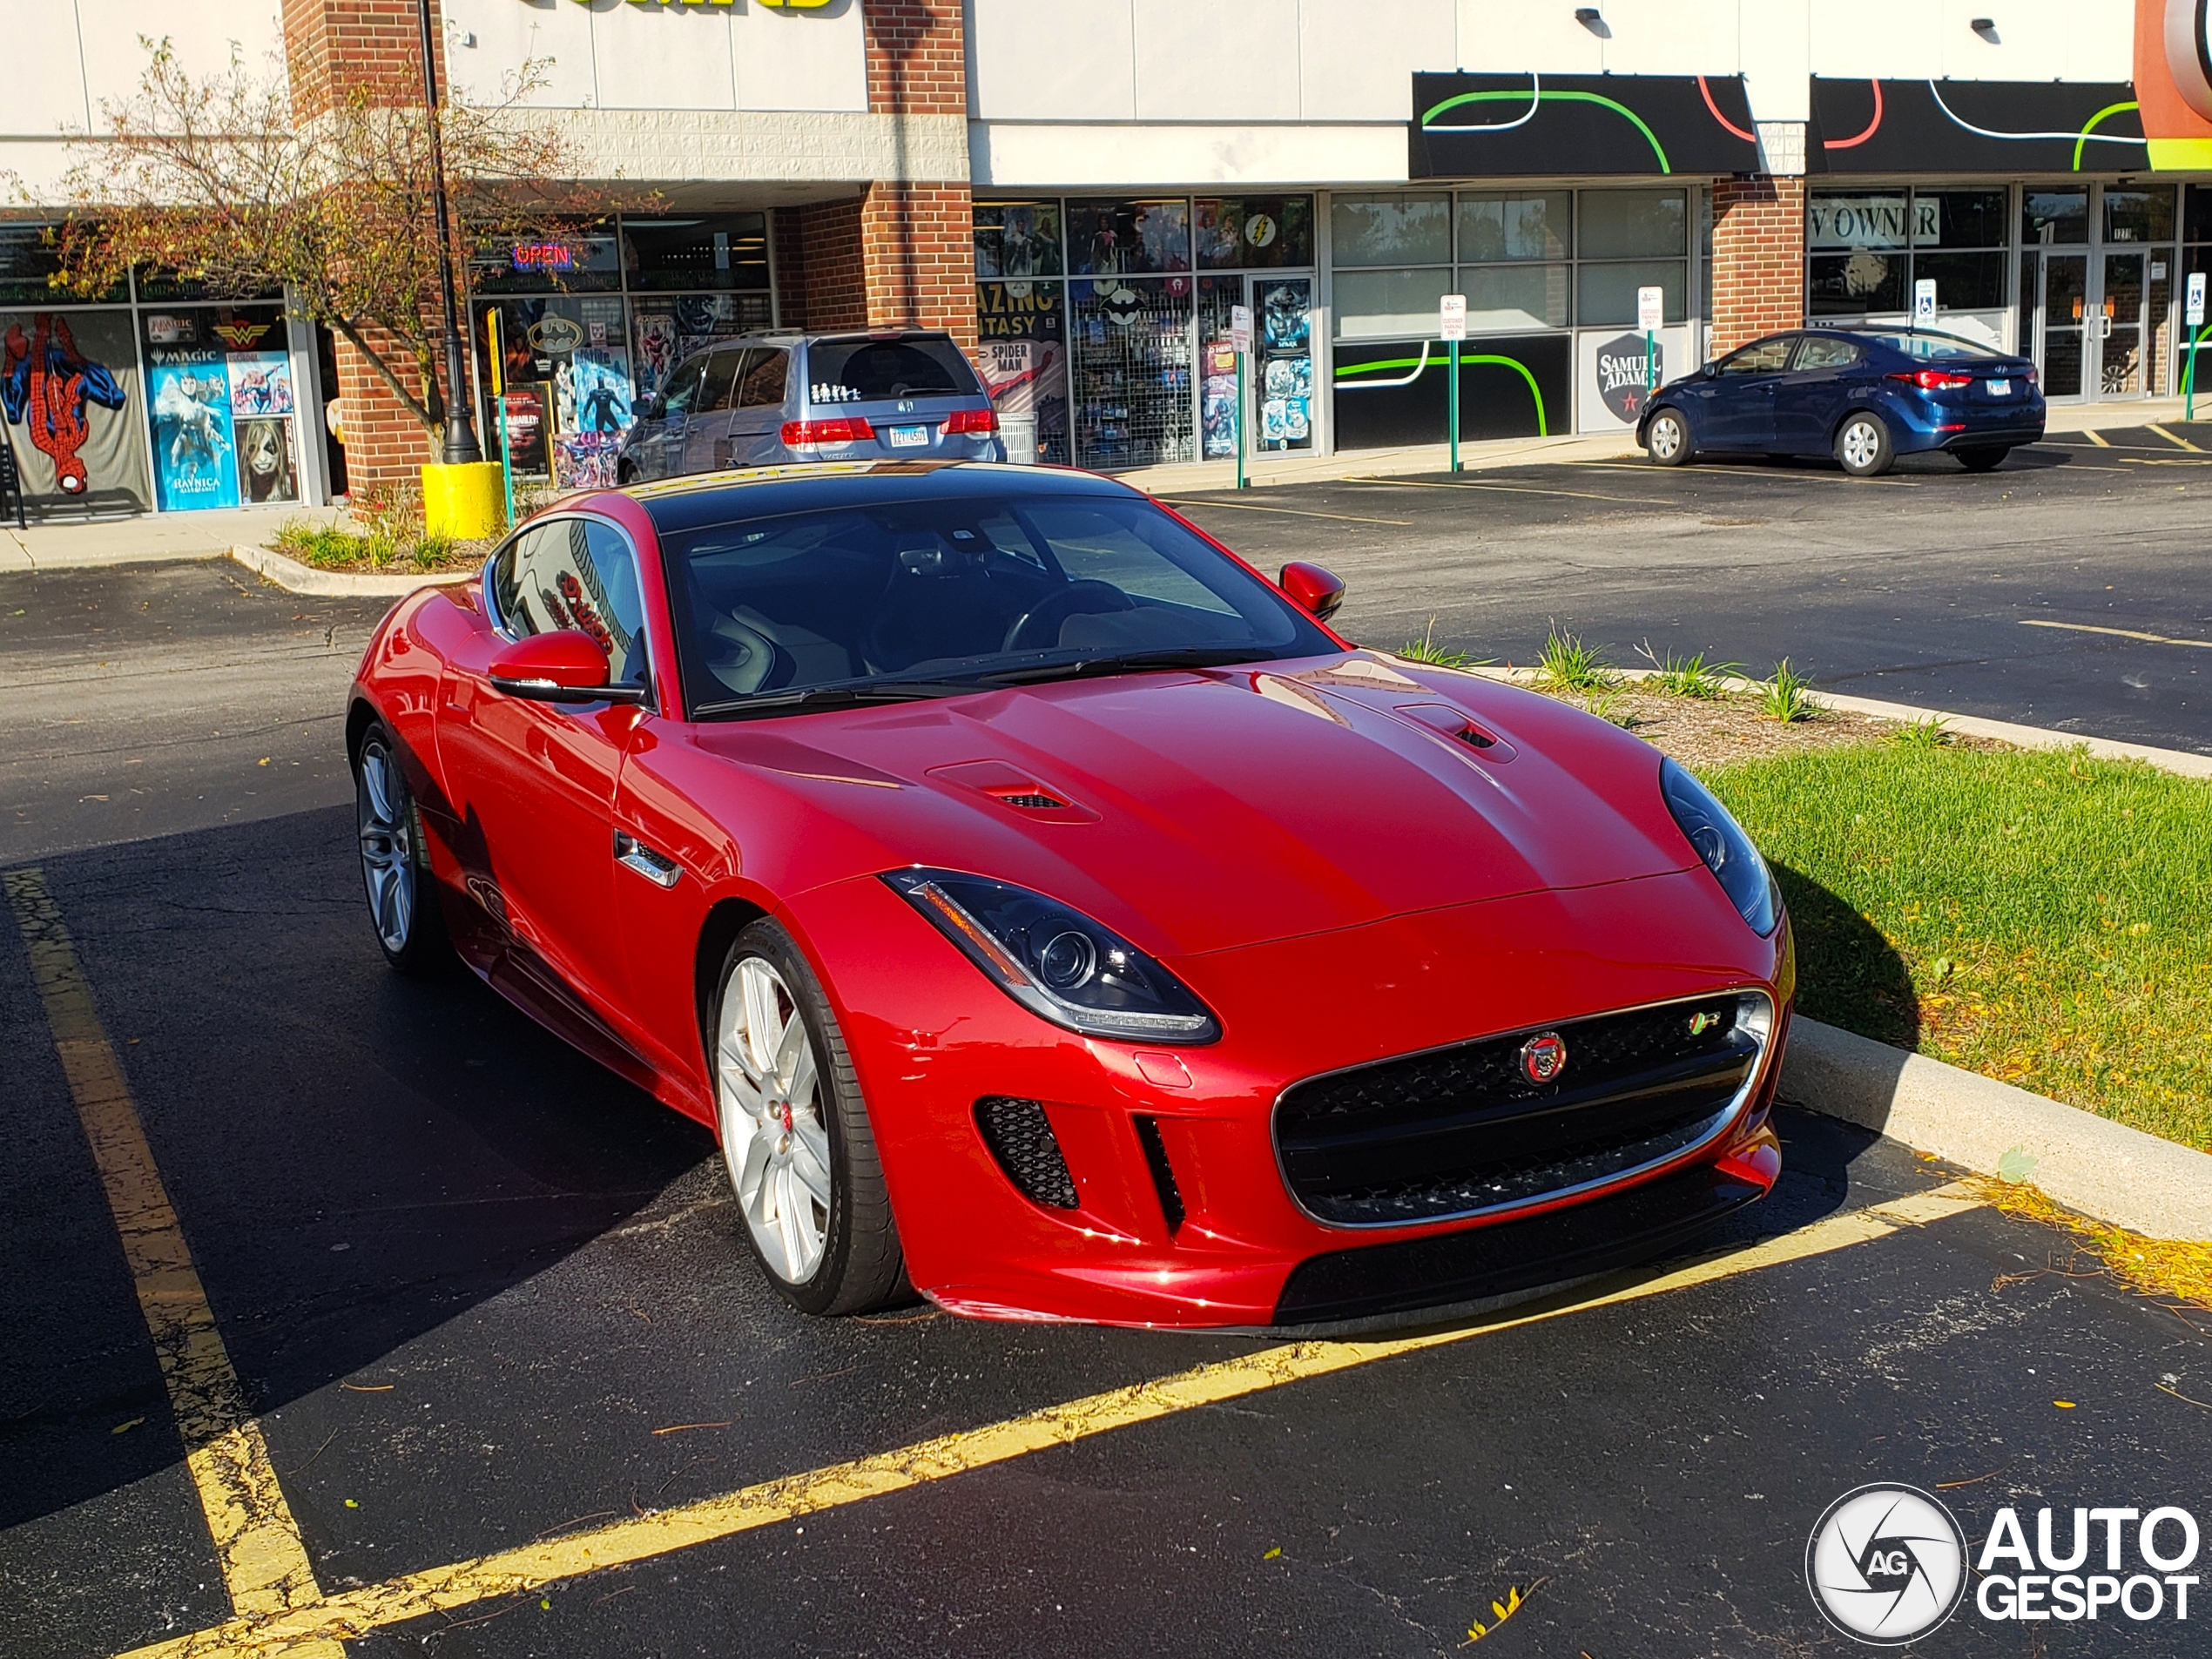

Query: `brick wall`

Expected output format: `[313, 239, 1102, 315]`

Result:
[772, 207, 809, 330]
[799, 198, 868, 331]
[858, 3, 975, 354]
[863, 0, 967, 117]
[328, 319, 441, 492]
[1709, 176, 1806, 355]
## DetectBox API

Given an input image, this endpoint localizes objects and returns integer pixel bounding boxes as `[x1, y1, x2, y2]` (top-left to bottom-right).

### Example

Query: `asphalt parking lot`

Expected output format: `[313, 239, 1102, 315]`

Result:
[1169, 424, 2212, 755]
[3, 455, 2209, 1658]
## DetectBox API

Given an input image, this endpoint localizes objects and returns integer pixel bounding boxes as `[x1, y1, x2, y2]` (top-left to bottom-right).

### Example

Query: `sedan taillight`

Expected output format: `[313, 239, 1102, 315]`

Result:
[781, 417, 876, 445]
[1888, 368, 1975, 391]
[944, 407, 999, 435]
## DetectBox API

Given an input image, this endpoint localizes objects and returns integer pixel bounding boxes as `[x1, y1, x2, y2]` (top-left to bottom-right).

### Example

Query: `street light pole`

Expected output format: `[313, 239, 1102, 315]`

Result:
[416, 0, 482, 465]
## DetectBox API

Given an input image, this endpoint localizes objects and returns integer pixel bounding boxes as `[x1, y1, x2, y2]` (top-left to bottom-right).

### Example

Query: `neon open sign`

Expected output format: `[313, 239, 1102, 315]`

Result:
[511, 243, 577, 273]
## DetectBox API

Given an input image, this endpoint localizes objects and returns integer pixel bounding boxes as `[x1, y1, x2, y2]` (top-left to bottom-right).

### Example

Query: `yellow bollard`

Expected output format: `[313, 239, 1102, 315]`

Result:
[420, 462, 507, 540]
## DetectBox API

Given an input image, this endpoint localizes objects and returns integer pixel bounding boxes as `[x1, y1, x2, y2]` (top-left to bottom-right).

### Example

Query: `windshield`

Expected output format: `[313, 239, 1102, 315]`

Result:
[1862, 330, 2004, 361]
[659, 492, 1337, 717]
[806, 336, 982, 402]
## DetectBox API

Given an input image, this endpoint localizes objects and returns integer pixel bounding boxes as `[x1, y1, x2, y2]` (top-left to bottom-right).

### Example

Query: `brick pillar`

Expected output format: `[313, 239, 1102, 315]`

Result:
[859, 1, 975, 352]
[799, 199, 867, 331]
[282, 0, 453, 493]
[1709, 176, 1805, 355]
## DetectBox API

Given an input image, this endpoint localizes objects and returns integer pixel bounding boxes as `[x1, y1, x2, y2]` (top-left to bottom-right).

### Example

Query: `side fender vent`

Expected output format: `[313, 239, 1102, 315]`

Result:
[1132, 1115, 1185, 1233]
[975, 1096, 1079, 1209]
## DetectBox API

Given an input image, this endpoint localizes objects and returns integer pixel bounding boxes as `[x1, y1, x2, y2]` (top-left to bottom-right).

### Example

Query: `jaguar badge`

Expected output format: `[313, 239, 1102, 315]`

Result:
[1520, 1032, 1568, 1084]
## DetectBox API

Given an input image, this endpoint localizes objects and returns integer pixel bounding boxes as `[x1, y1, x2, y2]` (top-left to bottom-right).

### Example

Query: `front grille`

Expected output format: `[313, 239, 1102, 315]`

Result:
[1132, 1116, 1184, 1232]
[1275, 994, 1769, 1226]
[976, 1096, 1079, 1209]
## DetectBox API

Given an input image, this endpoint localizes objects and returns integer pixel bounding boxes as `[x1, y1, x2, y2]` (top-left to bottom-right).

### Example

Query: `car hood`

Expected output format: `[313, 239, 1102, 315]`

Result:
[688, 654, 1700, 957]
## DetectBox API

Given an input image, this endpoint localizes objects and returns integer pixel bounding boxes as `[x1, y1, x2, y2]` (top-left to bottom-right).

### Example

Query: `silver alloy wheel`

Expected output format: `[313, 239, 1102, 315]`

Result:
[1840, 417, 1882, 471]
[1649, 413, 1683, 461]
[717, 954, 832, 1284]
[356, 739, 415, 954]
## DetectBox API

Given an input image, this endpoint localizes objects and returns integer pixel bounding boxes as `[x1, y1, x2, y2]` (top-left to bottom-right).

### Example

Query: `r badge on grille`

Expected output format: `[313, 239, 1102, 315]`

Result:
[1520, 1031, 1568, 1084]
[1689, 1010, 1722, 1035]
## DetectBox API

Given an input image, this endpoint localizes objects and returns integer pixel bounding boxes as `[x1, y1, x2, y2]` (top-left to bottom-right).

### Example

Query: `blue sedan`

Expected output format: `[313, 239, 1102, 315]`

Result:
[1636, 327, 2045, 477]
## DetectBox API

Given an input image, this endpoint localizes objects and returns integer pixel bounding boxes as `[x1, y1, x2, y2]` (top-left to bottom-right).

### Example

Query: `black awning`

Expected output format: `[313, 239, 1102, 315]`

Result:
[1409, 73, 1760, 179]
[1808, 78, 2147, 175]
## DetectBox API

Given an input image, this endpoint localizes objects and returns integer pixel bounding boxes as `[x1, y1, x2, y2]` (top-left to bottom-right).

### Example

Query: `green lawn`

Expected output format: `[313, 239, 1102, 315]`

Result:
[1705, 743, 2212, 1151]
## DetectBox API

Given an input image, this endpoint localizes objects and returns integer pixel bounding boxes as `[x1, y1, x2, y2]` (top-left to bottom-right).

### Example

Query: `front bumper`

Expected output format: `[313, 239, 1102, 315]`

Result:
[786, 867, 1792, 1328]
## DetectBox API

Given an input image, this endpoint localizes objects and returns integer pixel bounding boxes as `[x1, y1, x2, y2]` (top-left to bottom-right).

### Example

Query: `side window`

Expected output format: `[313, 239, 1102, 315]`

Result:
[1793, 336, 1860, 371]
[506, 518, 652, 688]
[738, 348, 789, 408]
[659, 356, 709, 418]
[1718, 337, 1794, 374]
[698, 349, 745, 415]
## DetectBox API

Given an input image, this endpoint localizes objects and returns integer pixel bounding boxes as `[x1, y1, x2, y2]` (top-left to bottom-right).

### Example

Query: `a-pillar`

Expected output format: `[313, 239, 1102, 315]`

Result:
[1709, 176, 1806, 356]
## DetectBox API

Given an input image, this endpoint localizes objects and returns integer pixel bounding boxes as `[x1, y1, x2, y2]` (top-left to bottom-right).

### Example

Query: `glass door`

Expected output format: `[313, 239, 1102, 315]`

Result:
[2028, 252, 2089, 400]
[2099, 252, 2143, 395]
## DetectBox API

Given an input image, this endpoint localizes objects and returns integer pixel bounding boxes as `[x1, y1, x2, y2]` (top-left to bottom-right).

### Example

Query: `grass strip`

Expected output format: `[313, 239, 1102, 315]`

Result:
[1704, 743, 2212, 1151]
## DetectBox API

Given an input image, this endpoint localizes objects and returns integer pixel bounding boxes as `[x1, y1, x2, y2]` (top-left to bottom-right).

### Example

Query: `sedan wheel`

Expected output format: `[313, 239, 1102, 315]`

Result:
[712, 921, 907, 1314]
[1835, 413, 1894, 477]
[355, 724, 450, 975]
[1646, 408, 1692, 466]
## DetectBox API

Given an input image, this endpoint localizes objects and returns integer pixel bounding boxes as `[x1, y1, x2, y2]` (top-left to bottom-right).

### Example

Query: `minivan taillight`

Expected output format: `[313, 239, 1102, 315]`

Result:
[781, 418, 876, 446]
[1888, 368, 1974, 391]
[945, 408, 999, 435]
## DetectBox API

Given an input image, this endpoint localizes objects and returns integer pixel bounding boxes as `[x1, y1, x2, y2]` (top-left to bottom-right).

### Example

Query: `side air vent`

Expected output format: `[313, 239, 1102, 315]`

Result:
[975, 1096, 1079, 1210]
[1132, 1116, 1185, 1232]
[993, 790, 1069, 811]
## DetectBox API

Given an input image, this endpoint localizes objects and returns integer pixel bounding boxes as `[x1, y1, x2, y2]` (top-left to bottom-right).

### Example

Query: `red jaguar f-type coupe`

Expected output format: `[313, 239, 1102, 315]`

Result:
[349, 461, 1791, 1330]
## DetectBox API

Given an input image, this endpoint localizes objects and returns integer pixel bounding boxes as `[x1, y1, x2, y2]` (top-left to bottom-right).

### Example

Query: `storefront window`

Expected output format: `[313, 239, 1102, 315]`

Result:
[1193, 198, 1314, 270]
[976, 279, 1069, 465]
[1068, 275, 1193, 467]
[2023, 189, 2089, 245]
[3, 303, 150, 513]
[1456, 192, 1572, 262]
[1334, 266, 1453, 339]
[0, 225, 127, 307]
[1812, 186, 2007, 320]
[974, 200, 1064, 278]
[1578, 260, 1686, 327]
[1066, 200, 1191, 276]
[621, 214, 771, 293]
[475, 293, 633, 489]
[1577, 191, 1687, 260]
[1458, 263, 1570, 332]
[2104, 187, 2175, 245]
[1330, 194, 1451, 267]
[141, 304, 300, 511]
[1919, 189, 2009, 249]
[469, 226, 623, 295]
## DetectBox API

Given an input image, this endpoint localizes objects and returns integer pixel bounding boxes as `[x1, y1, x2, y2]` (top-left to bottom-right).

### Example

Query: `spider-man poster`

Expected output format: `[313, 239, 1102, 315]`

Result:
[0, 310, 152, 512]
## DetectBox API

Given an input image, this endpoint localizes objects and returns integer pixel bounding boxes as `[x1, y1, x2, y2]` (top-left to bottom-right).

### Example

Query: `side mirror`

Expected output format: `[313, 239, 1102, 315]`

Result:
[1279, 561, 1345, 624]
[488, 630, 647, 705]
[1701, 361, 1719, 378]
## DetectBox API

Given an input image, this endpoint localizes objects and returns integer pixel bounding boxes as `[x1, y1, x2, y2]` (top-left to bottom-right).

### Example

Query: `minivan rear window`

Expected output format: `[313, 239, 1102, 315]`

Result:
[807, 336, 981, 403]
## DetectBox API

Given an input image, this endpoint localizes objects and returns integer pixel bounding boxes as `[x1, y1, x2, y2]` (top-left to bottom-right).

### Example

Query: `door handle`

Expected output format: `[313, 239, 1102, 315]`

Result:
[613, 831, 680, 888]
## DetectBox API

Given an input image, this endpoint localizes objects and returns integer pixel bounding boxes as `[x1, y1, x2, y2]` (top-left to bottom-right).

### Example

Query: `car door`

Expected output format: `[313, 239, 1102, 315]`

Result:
[1772, 334, 1863, 455]
[727, 346, 792, 466]
[1696, 334, 1796, 450]
[637, 354, 710, 481]
[681, 347, 745, 476]
[436, 514, 654, 1017]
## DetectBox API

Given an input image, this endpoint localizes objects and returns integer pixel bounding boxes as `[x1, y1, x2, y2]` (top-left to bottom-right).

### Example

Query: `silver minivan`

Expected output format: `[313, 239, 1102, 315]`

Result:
[617, 329, 1005, 482]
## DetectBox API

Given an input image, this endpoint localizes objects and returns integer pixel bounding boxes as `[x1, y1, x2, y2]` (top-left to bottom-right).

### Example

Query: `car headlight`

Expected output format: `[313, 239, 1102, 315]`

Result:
[1660, 758, 1779, 936]
[883, 869, 1220, 1044]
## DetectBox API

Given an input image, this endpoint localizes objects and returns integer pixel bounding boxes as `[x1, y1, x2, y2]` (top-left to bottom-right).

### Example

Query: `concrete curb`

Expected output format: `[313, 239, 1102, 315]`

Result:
[1781, 1018, 2212, 1241]
[228, 543, 475, 598]
[1460, 664, 2212, 778]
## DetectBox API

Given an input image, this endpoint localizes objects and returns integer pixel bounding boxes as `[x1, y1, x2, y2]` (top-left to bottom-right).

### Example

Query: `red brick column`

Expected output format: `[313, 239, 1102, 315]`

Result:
[858, 1, 975, 352]
[1709, 176, 1805, 355]
[799, 199, 868, 331]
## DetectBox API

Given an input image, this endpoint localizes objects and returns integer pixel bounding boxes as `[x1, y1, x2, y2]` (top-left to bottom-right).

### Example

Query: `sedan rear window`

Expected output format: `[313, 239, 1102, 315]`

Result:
[1862, 330, 2003, 361]
[806, 337, 982, 403]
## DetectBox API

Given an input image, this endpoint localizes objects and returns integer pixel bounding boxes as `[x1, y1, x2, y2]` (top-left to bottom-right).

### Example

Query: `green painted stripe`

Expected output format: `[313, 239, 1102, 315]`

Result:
[1333, 350, 1548, 437]
[1420, 89, 1669, 173]
[2073, 101, 2141, 172]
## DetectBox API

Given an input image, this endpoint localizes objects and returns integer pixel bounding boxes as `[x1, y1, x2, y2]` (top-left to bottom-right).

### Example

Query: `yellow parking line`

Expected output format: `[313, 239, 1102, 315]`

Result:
[112, 1180, 1985, 1658]
[2082, 428, 2112, 447]
[2148, 422, 2203, 452]
[1157, 497, 1411, 526]
[1346, 475, 1681, 507]
[3, 871, 339, 1654]
[2020, 618, 2212, 650]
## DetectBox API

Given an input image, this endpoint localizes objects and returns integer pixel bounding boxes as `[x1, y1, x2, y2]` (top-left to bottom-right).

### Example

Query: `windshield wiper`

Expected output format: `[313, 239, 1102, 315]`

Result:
[691, 680, 977, 720]
[976, 646, 1270, 686]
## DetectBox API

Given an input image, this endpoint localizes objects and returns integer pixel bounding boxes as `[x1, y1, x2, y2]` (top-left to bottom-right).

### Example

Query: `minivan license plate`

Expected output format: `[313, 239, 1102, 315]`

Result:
[1988, 379, 2011, 395]
[888, 424, 929, 448]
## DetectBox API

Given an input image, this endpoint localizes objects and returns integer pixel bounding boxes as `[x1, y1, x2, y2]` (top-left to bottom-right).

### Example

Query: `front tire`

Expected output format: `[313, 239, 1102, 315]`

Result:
[1645, 408, 1693, 466]
[354, 722, 452, 976]
[1835, 413, 1894, 476]
[711, 920, 906, 1316]
[1956, 446, 2010, 472]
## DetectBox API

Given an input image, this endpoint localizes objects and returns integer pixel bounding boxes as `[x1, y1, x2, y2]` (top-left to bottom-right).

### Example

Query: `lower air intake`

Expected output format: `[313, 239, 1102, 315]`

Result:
[975, 1096, 1080, 1210]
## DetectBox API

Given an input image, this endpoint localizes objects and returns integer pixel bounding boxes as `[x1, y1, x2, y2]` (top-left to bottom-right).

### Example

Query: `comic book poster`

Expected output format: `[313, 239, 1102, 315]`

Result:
[147, 353, 239, 510]
[226, 353, 294, 418]
[554, 432, 622, 490]
[631, 308, 680, 399]
[233, 416, 299, 505]
[569, 347, 635, 435]
[0, 309, 152, 514]
[974, 281, 1069, 462]
[501, 387, 550, 476]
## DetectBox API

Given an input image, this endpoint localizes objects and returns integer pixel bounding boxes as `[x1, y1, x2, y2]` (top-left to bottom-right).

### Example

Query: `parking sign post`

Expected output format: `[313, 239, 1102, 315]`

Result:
[1440, 294, 1467, 472]
[486, 309, 516, 529]
[1636, 286, 1664, 401]
[1230, 304, 1253, 489]
[2187, 273, 2208, 421]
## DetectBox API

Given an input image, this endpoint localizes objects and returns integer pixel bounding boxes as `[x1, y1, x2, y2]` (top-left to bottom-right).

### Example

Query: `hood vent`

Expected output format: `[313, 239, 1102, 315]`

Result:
[926, 759, 1099, 822]
[1395, 702, 1518, 762]
[991, 788, 1070, 812]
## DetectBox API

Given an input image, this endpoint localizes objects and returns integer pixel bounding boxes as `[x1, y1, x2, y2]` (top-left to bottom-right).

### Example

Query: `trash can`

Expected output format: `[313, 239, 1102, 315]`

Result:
[999, 410, 1038, 465]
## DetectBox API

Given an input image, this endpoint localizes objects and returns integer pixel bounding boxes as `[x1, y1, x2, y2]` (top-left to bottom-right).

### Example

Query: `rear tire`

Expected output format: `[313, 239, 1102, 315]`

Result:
[1835, 413, 1894, 477]
[710, 920, 907, 1317]
[1644, 408, 1693, 466]
[1955, 446, 2010, 473]
[354, 722, 453, 977]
